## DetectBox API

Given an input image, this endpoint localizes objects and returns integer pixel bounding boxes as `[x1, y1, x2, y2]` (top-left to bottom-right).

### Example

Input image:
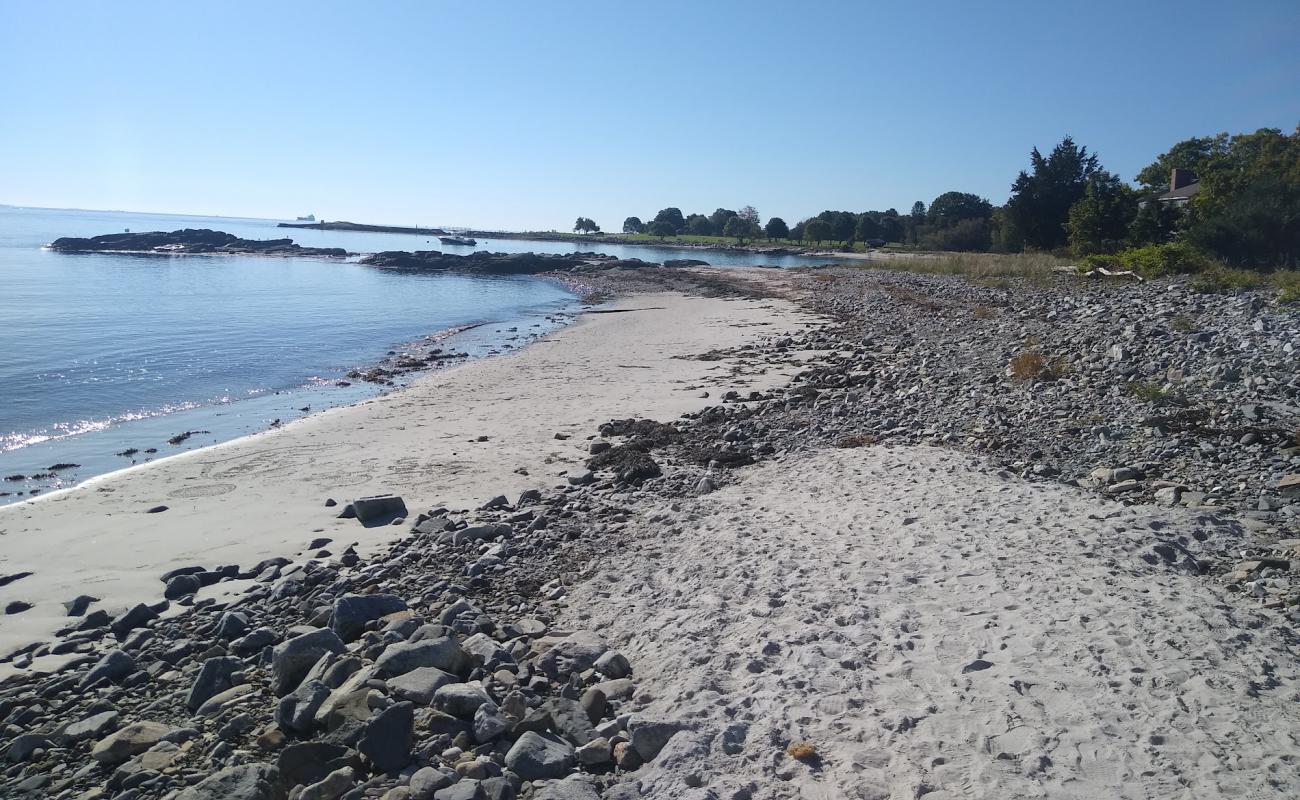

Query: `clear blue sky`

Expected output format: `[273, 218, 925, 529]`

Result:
[1, 0, 1296, 230]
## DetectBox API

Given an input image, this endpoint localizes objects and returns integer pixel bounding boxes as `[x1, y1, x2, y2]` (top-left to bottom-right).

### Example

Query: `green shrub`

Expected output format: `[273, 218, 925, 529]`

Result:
[1118, 243, 1213, 278]
[1078, 243, 1212, 278]
[1278, 271, 1300, 304]
[1127, 380, 1175, 404]
[1190, 268, 1264, 294]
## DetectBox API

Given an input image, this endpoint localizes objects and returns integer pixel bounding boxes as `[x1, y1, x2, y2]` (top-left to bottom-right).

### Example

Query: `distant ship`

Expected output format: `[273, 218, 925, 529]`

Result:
[438, 235, 477, 247]
[296, 214, 315, 222]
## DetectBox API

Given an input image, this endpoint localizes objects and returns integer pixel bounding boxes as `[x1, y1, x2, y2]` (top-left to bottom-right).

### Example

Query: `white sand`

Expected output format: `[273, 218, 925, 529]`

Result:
[0, 292, 813, 671]
[563, 446, 1300, 799]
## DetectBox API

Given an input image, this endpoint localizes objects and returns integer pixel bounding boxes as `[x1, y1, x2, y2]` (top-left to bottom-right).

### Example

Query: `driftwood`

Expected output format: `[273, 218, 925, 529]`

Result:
[1054, 265, 1145, 282]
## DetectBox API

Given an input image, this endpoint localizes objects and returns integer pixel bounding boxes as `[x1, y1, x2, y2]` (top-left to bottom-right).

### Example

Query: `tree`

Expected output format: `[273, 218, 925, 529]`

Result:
[738, 206, 760, 226]
[573, 217, 599, 234]
[1006, 136, 1101, 250]
[1184, 126, 1300, 267]
[724, 216, 760, 243]
[1127, 198, 1180, 247]
[790, 220, 806, 242]
[815, 210, 856, 245]
[927, 192, 993, 227]
[1065, 172, 1137, 255]
[622, 216, 645, 234]
[648, 220, 676, 239]
[919, 218, 991, 252]
[686, 214, 714, 236]
[910, 201, 927, 220]
[1135, 133, 1230, 193]
[855, 213, 882, 243]
[804, 219, 833, 245]
[652, 207, 686, 234]
[709, 208, 737, 232]
[764, 216, 789, 240]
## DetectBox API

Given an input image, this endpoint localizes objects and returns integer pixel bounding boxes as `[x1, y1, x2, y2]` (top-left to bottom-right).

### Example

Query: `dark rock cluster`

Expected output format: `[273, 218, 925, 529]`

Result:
[49, 229, 349, 258]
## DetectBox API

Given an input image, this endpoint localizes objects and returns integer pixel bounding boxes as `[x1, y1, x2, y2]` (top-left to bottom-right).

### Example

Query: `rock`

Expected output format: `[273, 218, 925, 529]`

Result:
[580, 688, 607, 725]
[198, 683, 257, 716]
[376, 638, 470, 678]
[4, 600, 32, 614]
[61, 710, 121, 744]
[628, 717, 686, 762]
[575, 737, 612, 766]
[299, 766, 354, 800]
[272, 628, 345, 695]
[536, 631, 608, 680]
[473, 702, 511, 743]
[593, 650, 631, 679]
[278, 741, 352, 789]
[345, 494, 408, 524]
[546, 698, 598, 745]
[64, 594, 98, 616]
[434, 782, 485, 800]
[91, 721, 173, 765]
[186, 655, 242, 710]
[434, 683, 493, 718]
[332, 593, 409, 642]
[1153, 486, 1181, 506]
[533, 777, 601, 800]
[165, 573, 202, 599]
[358, 701, 414, 773]
[504, 731, 575, 780]
[232, 626, 281, 656]
[409, 765, 455, 800]
[6, 733, 51, 763]
[80, 649, 137, 688]
[110, 603, 158, 638]
[277, 679, 331, 734]
[173, 763, 280, 800]
[1279, 474, 1300, 498]
[388, 666, 459, 705]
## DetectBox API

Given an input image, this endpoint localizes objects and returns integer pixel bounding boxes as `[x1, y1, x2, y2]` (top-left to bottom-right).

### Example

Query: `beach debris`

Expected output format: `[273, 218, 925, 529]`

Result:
[167, 430, 210, 445]
[146, 504, 169, 513]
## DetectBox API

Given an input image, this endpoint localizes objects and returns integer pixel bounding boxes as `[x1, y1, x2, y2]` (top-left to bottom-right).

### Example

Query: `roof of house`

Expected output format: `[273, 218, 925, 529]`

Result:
[1156, 181, 1201, 202]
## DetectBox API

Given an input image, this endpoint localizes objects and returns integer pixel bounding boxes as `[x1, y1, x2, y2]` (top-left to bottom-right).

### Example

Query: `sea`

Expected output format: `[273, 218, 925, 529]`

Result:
[0, 206, 828, 504]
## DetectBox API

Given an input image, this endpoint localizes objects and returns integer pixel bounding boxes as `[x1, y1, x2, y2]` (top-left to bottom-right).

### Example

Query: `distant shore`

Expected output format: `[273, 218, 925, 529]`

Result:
[278, 219, 851, 259]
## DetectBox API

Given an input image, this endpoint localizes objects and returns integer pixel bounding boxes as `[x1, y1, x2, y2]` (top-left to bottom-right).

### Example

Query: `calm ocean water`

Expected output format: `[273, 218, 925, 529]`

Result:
[0, 207, 827, 504]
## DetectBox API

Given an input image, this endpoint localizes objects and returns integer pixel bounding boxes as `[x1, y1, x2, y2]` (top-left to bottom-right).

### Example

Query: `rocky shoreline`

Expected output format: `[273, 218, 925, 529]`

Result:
[49, 230, 349, 259]
[1, 264, 1297, 799]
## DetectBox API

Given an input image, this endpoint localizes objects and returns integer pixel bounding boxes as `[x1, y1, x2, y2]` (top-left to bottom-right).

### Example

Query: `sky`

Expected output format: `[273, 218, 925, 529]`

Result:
[1, 0, 1297, 231]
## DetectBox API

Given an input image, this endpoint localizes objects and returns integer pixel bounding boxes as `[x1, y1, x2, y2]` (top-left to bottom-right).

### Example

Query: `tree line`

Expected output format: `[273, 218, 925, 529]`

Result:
[577, 124, 1298, 268]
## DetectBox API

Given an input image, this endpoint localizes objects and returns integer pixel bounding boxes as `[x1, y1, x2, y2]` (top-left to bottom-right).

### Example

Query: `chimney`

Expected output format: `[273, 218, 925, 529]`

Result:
[1169, 168, 1197, 191]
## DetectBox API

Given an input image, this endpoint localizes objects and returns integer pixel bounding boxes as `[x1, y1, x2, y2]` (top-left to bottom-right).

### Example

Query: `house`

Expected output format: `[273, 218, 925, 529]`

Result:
[1154, 168, 1200, 206]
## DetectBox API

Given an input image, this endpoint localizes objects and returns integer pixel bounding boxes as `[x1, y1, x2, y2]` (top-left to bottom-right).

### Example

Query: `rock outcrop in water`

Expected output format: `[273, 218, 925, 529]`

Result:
[360, 249, 612, 275]
[49, 229, 349, 258]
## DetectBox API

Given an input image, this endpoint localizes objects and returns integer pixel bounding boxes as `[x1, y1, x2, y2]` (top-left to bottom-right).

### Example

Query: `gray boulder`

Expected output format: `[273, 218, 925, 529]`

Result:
[409, 765, 456, 800]
[272, 628, 345, 695]
[60, 710, 120, 744]
[358, 701, 414, 774]
[388, 666, 459, 705]
[276, 679, 330, 734]
[434, 683, 493, 719]
[174, 763, 280, 800]
[504, 731, 574, 780]
[186, 656, 242, 710]
[80, 649, 136, 688]
[109, 603, 158, 639]
[332, 593, 408, 642]
[375, 637, 470, 678]
[536, 631, 608, 680]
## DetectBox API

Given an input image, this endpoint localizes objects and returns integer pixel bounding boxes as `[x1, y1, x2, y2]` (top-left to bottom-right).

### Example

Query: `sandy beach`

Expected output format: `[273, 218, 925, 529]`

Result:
[564, 446, 1300, 798]
[0, 291, 814, 672]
